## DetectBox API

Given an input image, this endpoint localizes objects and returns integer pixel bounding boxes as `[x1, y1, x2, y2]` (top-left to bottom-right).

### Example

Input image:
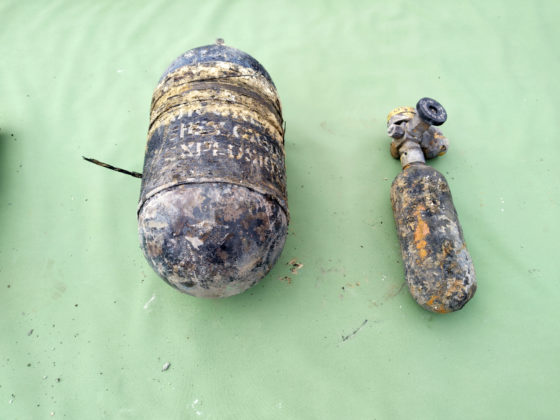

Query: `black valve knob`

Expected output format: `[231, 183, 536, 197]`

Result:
[416, 97, 447, 126]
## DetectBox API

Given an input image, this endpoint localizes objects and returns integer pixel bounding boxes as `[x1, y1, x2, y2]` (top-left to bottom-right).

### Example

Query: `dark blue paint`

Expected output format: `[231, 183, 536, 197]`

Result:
[160, 44, 275, 85]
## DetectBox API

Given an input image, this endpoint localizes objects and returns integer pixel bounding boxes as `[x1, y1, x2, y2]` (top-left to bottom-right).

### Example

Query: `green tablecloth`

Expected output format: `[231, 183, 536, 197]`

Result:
[1, 1, 558, 418]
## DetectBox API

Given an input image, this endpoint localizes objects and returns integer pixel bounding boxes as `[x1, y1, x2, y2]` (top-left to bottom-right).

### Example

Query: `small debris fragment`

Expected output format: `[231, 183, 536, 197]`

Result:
[290, 264, 303, 273]
[162, 362, 171, 372]
[27, 329, 34, 336]
[279, 276, 292, 284]
[287, 259, 304, 274]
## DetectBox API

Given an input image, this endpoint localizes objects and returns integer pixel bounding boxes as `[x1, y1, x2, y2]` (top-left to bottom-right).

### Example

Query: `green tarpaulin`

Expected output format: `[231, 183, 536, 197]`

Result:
[1, 1, 558, 418]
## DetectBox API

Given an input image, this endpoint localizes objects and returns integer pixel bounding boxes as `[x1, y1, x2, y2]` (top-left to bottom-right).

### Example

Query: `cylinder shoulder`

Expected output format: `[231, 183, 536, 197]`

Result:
[160, 44, 274, 85]
[392, 163, 447, 186]
[391, 164, 450, 207]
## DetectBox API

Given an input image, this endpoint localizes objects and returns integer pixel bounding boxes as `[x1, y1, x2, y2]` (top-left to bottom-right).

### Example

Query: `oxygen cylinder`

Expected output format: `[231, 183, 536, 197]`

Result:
[387, 98, 476, 313]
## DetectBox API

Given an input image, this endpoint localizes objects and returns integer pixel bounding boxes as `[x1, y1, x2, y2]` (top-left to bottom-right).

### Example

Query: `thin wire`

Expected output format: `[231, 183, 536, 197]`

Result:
[82, 156, 142, 179]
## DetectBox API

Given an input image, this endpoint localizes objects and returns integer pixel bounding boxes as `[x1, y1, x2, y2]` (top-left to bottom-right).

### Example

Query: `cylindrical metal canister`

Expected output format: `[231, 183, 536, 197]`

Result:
[137, 44, 288, 298]
[390, 163, 476, 313]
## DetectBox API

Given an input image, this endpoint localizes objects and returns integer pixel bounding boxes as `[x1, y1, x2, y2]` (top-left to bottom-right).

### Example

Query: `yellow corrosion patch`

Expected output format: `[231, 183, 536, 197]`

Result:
[147, 102, 284, 146]
[426, 296, 450, 313]
[413, 206, 430, 260]
[152, 63, 279, 111]
[386, 106, 415, 123]
[151, 81, 280, 121]
[147, 61, 284, 146]
[155, 62, 279, 103]
[150, 88, 281, 130]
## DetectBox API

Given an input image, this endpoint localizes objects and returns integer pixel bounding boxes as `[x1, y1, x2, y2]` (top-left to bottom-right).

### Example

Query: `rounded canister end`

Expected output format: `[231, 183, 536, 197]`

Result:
[138, 184, 287, 298]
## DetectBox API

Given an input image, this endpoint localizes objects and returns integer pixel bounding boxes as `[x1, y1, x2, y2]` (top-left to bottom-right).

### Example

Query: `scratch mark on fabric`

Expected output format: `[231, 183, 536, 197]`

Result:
[341, 319, 368, 342]
[144, 294, 156, 309]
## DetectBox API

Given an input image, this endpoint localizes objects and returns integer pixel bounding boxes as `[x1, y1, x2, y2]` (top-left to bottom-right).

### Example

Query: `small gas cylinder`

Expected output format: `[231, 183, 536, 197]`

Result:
[137, 41, 288, 298]
[387, 98, 476, 313]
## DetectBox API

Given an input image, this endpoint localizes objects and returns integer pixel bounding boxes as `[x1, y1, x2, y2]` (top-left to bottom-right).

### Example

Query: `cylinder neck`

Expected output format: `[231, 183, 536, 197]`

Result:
[399, 141, 426, 168]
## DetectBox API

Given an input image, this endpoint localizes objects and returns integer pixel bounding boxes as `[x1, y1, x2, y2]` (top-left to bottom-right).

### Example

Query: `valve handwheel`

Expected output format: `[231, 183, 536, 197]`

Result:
[416, 97, 447, 126]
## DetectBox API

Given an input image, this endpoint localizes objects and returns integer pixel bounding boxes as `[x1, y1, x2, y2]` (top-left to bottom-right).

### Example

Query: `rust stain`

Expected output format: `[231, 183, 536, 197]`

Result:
[413, 206, 430, 259]
[425, 295, 449, 313]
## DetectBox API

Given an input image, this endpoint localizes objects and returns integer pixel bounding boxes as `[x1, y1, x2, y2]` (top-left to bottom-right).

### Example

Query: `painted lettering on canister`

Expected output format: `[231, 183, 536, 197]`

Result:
[138, 43, 288, 298]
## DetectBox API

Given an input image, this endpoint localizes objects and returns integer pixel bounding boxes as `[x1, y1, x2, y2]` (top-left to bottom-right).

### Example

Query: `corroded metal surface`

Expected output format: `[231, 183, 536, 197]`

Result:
[139, 183, 287, 298]
[391, 164, 476, 313]
[387, 98, 476, 313]
[387, 106, 448, 166]
[138, 43, 288, 297]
